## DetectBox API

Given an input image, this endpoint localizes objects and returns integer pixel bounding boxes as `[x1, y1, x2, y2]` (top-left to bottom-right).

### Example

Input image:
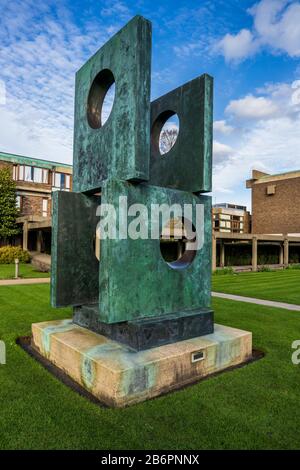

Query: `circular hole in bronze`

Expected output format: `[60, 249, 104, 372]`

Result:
[87, 69, 115, 129]
[151, 110, 180, 156]
[160, 217, 196, 270]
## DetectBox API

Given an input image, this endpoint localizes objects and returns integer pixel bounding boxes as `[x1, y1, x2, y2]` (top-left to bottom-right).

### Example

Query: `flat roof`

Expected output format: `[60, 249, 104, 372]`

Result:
[213, 203, 247, 210]
[247, 168, 300, 189]
[0, 151, 72, 171]
[260, 169, 300, 179]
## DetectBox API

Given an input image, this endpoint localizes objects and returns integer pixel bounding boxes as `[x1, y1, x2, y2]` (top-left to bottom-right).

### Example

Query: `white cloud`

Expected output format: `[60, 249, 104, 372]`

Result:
[216, 29, 257, 62]
[213, 79, 300, 206]
[0, 0, 121, 164]
[251, 0, 300, 56]
[216, 0, 300, 62]
[213, 141, 233, 156]
[213, 120, 234, 135]
[0, 80, 6, 105]
[173, 41, 206, 58]
[291, 80, 300, 105]
[226, 95, 279, 119]
[101, 1, 131, 21]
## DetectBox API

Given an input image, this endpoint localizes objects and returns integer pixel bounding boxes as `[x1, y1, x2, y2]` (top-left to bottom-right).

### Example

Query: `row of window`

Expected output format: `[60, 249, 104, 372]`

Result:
[213, 214, 244, 221]
[12, 165, 71, 190]
[16, 196, 49, 217]
[214, 220, 244, 229]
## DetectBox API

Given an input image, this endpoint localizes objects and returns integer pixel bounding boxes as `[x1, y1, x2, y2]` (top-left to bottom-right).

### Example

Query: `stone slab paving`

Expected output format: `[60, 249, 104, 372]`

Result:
[0, 278, 50, 286]
[212, 291, 300, 312]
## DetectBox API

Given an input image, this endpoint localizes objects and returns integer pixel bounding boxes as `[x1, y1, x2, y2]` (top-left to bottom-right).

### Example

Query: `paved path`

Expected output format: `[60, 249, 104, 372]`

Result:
[212, 291, 300, 312]
[0, 278, 50, 286]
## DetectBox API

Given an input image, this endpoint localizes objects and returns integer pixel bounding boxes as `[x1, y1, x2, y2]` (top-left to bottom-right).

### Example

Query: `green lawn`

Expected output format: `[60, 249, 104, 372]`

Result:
[212, 269, 300, 305]
[0, 284, 300, 449]
[0, 264, 50, 280]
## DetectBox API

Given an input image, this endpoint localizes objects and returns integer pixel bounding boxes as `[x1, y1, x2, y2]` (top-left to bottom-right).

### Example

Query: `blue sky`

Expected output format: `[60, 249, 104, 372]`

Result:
[0, 0, 300, 208]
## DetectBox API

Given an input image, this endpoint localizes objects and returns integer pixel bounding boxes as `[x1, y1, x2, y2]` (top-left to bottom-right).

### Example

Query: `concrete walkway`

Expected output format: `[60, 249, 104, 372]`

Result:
[0, 278, 50, 286]
[212, 291, 300, 312]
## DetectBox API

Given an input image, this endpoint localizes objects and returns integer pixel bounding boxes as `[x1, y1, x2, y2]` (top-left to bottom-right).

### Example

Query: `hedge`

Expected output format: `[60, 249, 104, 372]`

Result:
[0, 246, 30, 264]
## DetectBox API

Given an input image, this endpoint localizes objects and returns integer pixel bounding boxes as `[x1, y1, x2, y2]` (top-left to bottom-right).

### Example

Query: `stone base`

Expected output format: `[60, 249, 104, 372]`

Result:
[31, 320, 252, 408]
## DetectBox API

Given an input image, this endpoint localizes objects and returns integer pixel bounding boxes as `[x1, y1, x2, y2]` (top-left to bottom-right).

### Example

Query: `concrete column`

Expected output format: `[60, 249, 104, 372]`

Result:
[220, 241, 225, 268]
[23, 222, 28, 251]
[284, 238, 289, 267]
[212, 234, 217, 272]
[36, 230, 43, 253]
[252, 237, 258, 272]
[279, 243, 284, 265]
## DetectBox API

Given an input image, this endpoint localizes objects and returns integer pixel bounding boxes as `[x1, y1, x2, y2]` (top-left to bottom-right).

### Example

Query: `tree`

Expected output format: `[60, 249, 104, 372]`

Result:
[0, 167, 20, 241]
[159, 128, 179, 155]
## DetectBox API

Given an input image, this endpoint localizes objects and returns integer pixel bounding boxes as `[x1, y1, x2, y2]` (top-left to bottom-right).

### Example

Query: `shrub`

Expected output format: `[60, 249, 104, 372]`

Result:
[0, 167, 20, 238]
[0, 246, 30, 264]
[286, 264, 300, 270]
[258, 266, 273, 272]
[213, 267, 234, 276]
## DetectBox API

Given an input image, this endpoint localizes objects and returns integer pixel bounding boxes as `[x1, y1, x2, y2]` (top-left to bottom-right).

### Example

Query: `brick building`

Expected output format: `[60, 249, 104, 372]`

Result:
[0, 151, 72, 252]
[212, 172, 300, 271]
[246, 169, 300, 235]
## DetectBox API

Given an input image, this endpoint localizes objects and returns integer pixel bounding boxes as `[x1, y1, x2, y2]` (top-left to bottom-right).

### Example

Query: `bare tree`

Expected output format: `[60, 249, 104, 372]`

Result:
[159, 128, 179, 155]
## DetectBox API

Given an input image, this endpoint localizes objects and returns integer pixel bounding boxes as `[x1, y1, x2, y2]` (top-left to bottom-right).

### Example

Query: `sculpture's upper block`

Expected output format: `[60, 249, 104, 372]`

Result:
[73, 16, 152, 193]
[149, 74, 213, 193]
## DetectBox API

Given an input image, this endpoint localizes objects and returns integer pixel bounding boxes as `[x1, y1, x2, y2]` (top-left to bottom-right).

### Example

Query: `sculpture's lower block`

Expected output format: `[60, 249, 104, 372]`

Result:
[32, 320, 252, 408]
[73, 305, 214, 351]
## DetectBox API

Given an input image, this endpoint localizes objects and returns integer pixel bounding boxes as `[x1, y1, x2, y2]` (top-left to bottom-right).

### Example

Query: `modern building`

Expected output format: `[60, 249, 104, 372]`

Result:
[0, 151, 72, 253]
[212, 192, 300, 271]
[246, 169, 300, 235]
[212, 203, 251, 234]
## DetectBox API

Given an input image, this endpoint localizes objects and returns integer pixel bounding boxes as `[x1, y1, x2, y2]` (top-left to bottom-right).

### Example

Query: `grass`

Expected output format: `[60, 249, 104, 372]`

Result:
[0, 284, 300, 449]
[0, 264, 50, 280]
[212, 269, 300, 305]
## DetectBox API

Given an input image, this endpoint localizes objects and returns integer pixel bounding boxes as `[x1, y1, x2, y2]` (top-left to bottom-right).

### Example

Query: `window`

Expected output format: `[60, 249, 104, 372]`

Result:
[16, 195, 22, 210]
[33, 168, 49, 183]
[13, 165, 17, 180]
[65, 174, 71, 190]
[34, 167, 42, 183]
[42, 199, 48, 217]
[42, 169, 49, 184]
[267, 185, 276, 195]
[52, 172, 71, 191]
[19, 165, 24, 180]
[24, 166, 34, 182]
[15, 165, 49, 184]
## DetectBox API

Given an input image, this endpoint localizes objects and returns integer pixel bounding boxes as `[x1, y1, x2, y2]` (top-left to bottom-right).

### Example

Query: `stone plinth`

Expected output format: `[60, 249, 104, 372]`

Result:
[32, 320, 252, 408]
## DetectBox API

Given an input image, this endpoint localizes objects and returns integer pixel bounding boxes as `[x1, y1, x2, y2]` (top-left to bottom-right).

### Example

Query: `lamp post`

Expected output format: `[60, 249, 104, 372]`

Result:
[14, 258, 19, 279]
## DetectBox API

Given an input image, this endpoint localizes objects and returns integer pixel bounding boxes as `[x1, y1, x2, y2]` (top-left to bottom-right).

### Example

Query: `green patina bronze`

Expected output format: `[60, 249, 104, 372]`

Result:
[52, 179, 212, 322]
[97, 179, 212, 323]
[73, 16, 152, 193]
[51, 15, 214, 348]
[51, 191, 100, 307]
[150, 74, 213, 192]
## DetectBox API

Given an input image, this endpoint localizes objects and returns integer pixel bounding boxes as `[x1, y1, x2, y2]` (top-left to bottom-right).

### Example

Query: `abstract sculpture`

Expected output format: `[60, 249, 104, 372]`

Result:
[31, 16, 252, 407]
